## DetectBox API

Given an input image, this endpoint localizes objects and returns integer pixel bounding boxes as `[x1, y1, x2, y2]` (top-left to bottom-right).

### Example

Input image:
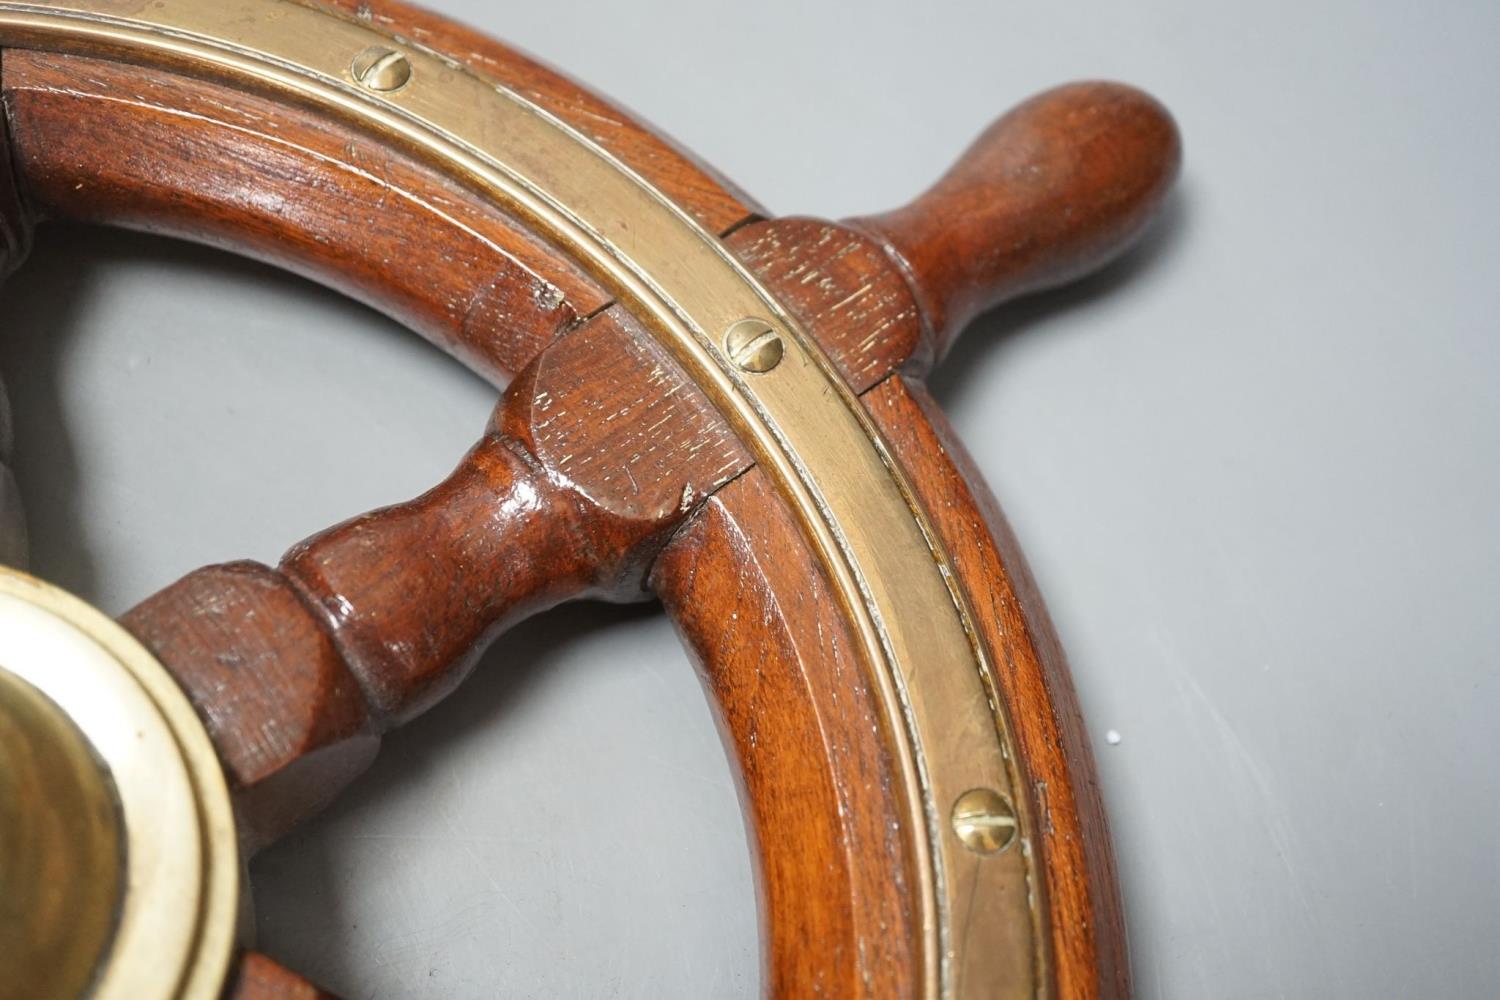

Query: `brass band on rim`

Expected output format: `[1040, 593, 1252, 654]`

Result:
[0, 2, 1046, 995]
[0, 567, 240, 1000]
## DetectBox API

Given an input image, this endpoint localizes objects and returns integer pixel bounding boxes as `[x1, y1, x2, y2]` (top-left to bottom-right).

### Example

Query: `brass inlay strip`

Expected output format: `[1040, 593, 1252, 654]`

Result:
[0, 3, 1043, 995]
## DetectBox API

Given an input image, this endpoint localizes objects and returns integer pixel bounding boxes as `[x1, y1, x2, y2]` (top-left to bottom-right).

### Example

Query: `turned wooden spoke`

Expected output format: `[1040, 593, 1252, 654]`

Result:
[121, 305, 750, 848]
[849, 81, 1181, 361]
[723, 83, 1178, 394]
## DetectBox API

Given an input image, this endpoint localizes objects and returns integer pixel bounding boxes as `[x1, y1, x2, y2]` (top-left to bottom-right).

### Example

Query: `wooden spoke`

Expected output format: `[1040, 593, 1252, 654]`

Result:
[848, 81, 1181, 361]
[120, 305, 749, 849]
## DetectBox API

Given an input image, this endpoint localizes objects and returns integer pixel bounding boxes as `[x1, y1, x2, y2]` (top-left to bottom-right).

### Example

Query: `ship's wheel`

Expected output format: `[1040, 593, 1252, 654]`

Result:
[0, 2, 1178, 997]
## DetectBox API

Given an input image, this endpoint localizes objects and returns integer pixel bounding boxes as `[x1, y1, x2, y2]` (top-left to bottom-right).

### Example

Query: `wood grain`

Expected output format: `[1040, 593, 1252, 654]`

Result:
[726, 216, 929, 392]
[2, 48, 607, 384]
[863, 376, 1129, 998]
[317, 0, 761, 235]
[121, 304, 750, 849]
[651, 469, 921, 999]
[849, 81, 1181, 359]
[120, 561, 377, 851]
[726, 82, 1179, 392]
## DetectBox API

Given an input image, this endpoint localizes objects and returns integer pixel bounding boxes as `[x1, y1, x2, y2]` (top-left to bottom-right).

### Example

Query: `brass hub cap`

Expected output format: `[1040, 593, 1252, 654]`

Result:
[0, 568, 239, 1000]
[0, 667, 123, 999]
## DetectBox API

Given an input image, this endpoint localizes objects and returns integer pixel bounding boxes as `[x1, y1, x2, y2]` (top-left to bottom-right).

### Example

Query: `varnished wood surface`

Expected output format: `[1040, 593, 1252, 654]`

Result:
[850, 82, 1180, 360]
[223, 953, 339, 1000]
[121, 304, 750, 849]
[318, 0, 763, 236]
[3, 48, 605, 384]
[652, 469, 922, 998]
[121, 561, 377, 851]
[725, 216, 930, 391]
[864, 378, 1129, 997]
[0, 1, 1182, 993]
[645, 372, 1137, 997]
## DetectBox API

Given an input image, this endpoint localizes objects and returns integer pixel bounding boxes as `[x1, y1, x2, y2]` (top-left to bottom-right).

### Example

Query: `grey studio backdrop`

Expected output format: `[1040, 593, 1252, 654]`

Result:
[2, 1, 1496, 997]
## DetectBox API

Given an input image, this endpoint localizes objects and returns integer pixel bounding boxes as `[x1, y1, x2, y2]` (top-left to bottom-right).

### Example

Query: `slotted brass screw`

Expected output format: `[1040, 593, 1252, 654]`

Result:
[951, 787, 1018, 854]
[724, 319, 784, 374]
[351, 47, 412, 92]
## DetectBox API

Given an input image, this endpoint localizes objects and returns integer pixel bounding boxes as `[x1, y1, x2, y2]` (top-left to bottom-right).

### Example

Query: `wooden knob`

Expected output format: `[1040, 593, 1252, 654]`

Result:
[849, 81, 1181, 356]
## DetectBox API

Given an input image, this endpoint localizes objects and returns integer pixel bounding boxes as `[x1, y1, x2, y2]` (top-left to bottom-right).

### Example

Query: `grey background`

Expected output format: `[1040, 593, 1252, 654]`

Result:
[2, 0, 1496, 996]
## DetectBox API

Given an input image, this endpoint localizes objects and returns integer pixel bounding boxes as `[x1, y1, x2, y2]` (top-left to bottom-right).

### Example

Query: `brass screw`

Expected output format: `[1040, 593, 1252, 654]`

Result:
[951, 787, 1018, 854]
[350, 46, 413, 92]
[724, 319, 784, 374]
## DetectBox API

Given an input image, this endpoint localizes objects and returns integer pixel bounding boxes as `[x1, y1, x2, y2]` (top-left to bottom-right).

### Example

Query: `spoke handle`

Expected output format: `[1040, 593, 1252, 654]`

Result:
[848, 81, 1181, 357]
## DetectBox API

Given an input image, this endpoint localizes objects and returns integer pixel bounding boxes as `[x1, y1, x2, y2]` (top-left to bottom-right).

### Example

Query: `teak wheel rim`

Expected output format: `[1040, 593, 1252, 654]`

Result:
[0, 0, 1180, 995]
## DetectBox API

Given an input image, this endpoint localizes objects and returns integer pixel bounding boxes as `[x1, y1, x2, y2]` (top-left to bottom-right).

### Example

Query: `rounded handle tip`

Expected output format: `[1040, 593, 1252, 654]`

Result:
[849, 81, 1182, 356]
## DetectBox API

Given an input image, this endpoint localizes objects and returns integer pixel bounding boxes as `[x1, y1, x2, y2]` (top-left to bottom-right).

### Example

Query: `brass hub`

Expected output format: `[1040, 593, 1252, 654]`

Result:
[0, 666, 123, 1000]
[0, 568, 240, 1000]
